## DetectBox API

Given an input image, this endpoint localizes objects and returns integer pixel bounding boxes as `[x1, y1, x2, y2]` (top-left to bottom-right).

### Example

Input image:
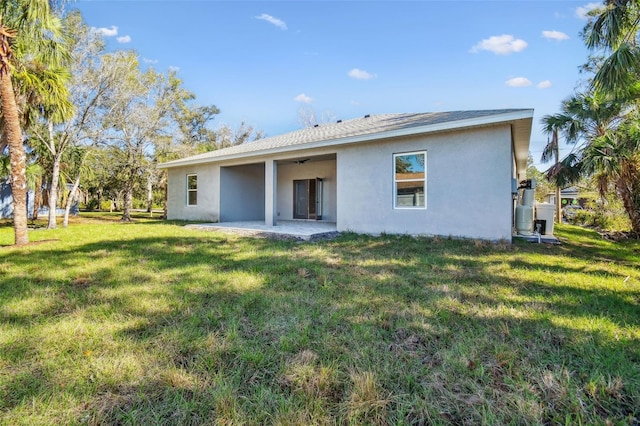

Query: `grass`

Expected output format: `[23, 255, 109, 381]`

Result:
[0, 214, 639, 425]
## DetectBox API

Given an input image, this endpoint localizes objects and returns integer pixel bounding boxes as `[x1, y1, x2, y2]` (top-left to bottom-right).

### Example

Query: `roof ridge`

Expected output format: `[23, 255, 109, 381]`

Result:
[160, 109, 533, 168]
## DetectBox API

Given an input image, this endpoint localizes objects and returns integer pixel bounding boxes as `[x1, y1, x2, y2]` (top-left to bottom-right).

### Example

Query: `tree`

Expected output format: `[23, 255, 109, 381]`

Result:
[540, 115, 573, 222]
[538, 0, 640, 235]
[526, 156, 554, 203]
[583, 0, 640, 95]
[82, 147, 115, 211]
[541, 91, 625, 221]
[100, 54, 197, 221]
[215, 121, 263, 149]
[0, 153, 41, 186]
[584, 118, 640, 234]
[29, 11, 111, 229]
[60, 145, 94, 227]
[297, 106, 337, 128]
[172, 104, 219, 152]
[0, 0, 69, 244]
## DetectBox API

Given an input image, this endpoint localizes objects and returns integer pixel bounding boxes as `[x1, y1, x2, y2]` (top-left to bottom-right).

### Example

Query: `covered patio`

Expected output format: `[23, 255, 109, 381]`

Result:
[185, 220, 338, 241]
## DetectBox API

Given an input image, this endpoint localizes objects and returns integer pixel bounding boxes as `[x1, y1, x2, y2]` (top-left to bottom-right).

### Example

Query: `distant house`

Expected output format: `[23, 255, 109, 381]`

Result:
[159, 110, 533, 241]
[0, 182, 36, 219]
[545, 187, 587, 208]
[0, 181, 79, 219]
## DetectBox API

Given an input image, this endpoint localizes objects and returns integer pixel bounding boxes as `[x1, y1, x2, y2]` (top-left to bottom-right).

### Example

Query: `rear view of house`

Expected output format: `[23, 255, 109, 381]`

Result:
[159, 109, 533, 241]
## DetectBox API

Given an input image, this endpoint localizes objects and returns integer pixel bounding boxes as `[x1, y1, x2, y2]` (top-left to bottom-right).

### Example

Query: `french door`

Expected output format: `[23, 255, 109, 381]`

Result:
[293, 178, 323, 220]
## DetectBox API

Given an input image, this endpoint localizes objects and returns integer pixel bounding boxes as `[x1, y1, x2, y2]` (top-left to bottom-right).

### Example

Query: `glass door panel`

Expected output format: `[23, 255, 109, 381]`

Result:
[316, 178, 323, 220]
[308, 179, 317, 219]
[293, 180, 309, 219]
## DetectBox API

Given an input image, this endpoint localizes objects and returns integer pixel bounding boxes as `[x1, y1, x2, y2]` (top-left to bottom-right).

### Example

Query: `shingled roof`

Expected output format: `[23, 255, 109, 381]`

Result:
[159, 109, 533, 169]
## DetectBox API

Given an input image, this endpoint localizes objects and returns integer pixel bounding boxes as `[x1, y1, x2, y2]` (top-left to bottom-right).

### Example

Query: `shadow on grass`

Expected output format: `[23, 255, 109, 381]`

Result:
[0, 225, 638, 424]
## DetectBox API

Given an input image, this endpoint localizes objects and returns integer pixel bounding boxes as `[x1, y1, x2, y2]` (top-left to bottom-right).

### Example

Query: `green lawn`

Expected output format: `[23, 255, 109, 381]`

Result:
[1, 215, 638, 425]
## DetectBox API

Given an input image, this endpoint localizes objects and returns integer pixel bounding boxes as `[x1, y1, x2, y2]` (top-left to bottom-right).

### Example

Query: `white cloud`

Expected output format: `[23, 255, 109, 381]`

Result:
[576, 2, 601, 19]
[542, 30, 569, 41]
[537, 80, 552, 89]
[348, 68, 376, 80]
[92, 25, 118, 37]
[116, 35, 131, 44]
[294, 93, 313, 103]
[256, 13, 287, 30]
[143, 58, 159, 64]
[168, 66, 180, 73]
[506, 77, 532, 87]
[470, 34, 528, 55]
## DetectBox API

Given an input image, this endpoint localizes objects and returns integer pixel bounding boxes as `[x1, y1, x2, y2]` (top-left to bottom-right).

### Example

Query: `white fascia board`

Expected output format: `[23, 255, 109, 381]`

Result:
[159, 109, 534, 169]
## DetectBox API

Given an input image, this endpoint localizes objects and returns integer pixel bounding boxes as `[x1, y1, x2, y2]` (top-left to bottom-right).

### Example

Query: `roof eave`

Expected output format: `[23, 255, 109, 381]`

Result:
[511, 115, 533, 181]
[158, 109, 534, 169]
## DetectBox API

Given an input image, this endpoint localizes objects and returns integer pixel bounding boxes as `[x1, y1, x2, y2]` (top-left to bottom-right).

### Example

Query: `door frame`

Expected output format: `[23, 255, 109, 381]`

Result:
[293, 178, 323, 220]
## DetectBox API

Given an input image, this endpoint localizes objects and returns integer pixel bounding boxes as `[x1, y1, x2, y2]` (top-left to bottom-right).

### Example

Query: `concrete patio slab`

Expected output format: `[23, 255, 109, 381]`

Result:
[185, 220, 338, 241]
[514, 234, 561, 244]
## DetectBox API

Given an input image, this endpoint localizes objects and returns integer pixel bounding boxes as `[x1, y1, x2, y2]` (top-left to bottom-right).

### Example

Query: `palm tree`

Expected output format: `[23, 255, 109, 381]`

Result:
[583, 119, 640, 235]
[0, 153, 44, 219]
[540, 115, 570, 223]
[0, 0, 69, 245]
[583, 0, 640, 95]
[540, 91, 623, 221]
[578, 1, 640, 234]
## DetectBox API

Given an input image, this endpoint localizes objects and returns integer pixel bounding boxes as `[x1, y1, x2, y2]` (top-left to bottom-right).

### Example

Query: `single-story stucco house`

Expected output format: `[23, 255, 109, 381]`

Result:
[159, 109, 533, 241]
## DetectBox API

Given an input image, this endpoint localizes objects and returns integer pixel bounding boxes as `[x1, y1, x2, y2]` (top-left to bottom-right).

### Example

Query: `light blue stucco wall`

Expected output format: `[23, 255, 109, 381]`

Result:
[220, 163, 265, 222]
[276, 159, 337, 222]
[166, 164, 220, 221]
[165, 124, 515, 240]
[336, 125, 514, 240]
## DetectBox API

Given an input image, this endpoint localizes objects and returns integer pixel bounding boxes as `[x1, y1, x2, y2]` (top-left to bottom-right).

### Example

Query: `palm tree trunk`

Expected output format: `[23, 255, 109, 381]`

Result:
[553, 129, 561, 223]
[617, 176, 640, 236]
[0, 73, 29, 245]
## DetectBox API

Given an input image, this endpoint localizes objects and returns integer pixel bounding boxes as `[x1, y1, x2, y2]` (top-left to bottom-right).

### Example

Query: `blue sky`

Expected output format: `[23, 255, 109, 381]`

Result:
[73, 0, 600, 170]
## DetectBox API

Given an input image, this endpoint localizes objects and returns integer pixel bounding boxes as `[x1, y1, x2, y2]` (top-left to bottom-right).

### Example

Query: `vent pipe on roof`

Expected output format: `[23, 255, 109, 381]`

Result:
[364, 114, 370, 118]
[313, 124, 319, 127]
[337, 119, 342, 123]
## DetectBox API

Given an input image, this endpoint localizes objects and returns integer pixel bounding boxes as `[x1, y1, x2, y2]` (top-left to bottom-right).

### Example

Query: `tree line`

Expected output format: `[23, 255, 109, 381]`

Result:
[0, 2, 262, 245]
[540, 0, 640, 236]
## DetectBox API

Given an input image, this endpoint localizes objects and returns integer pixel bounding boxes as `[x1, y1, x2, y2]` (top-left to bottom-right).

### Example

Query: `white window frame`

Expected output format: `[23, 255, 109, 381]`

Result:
[186, 174, 198, 206]
[393, 151, 427, 209]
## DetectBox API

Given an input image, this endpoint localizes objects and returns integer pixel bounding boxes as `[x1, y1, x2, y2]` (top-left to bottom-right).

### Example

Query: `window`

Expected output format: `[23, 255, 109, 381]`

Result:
[394, 151, 426, 209]
[187, 174, 197, 206]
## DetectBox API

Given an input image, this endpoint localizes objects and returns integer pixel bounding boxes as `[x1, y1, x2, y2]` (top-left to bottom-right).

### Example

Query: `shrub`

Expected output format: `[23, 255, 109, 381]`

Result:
[569, 197, 631, 231]
[85, 199, 100, 211]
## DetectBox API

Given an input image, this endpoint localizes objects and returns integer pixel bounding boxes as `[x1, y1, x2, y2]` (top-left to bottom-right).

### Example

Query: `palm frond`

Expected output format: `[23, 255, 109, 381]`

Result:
[584, 0, 635, 50]
[545, 153, 583, 188]
[593, 42, 640, 93]
[540, 137, 556, 164]
[0, 154, 10, 179]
